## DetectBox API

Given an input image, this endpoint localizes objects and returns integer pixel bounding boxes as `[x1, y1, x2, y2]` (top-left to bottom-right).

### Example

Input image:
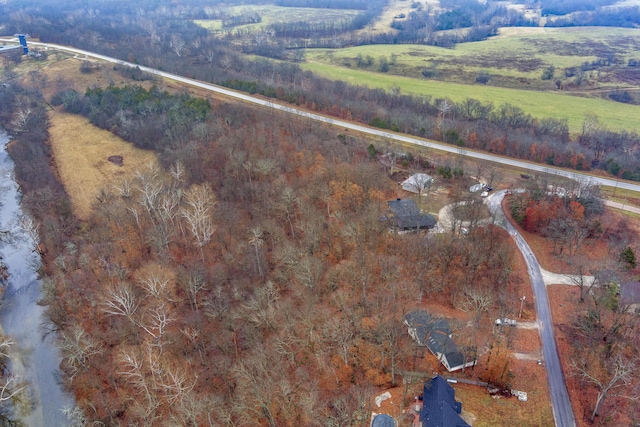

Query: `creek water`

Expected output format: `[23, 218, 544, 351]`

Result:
[0, 131, 73, 426]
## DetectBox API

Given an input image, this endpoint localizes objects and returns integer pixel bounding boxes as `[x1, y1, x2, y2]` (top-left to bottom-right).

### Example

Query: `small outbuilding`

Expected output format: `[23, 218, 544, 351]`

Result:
[402, 173, 433, 195]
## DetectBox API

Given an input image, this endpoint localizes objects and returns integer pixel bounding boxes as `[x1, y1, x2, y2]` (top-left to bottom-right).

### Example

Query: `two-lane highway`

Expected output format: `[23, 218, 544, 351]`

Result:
[4, 37, 640, 195]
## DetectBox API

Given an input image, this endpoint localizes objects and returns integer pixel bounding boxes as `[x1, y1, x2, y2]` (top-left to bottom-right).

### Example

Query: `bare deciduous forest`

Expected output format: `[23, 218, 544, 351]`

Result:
[2, 0, 640, 426]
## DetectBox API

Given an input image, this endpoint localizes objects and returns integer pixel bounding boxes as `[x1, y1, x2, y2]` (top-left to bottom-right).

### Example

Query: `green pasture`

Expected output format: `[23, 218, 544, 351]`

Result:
[300, 61, 640, 134]
[306, 27, 640, 88]
[194, 5, 360, 34]
[300, 27, 640, 133]
[194, 20, 223, 32]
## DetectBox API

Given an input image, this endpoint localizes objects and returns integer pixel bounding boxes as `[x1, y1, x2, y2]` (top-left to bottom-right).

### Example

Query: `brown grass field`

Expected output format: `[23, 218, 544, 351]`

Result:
[47, 112, 156, 220]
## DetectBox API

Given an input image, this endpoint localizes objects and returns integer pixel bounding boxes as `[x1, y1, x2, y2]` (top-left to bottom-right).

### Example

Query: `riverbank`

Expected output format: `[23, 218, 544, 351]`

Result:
[0, 131, 73, 426]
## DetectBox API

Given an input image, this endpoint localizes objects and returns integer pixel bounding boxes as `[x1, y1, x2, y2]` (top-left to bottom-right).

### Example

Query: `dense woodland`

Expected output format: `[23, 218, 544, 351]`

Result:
[3, 64, 639, 423]
[2, 0, 640, 425]
[0, 76, 538, 425]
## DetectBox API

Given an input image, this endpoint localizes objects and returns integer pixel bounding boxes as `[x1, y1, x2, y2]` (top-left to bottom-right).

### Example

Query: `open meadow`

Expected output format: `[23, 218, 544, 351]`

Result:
[300, 26, 640, 134]
[194, 5, 360, 34]
[300, 60, 640, 134]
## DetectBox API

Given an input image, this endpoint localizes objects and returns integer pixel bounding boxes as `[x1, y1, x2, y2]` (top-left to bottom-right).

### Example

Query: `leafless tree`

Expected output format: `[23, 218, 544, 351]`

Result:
[101, 282, 139, 323]
[0, 337, 26, 403]
[569, 256, 592, 303]
[169, 35, 186, 57]
[18, 213, 39, 251]
[169, 161, 186, 187]
[138, 269, 172, 302]
[248, 227, 265, 278]
[242, 281, 279, 331]
[60, 324, 102, 379]
[181, 183, 217, 261]
[114, 177, 132, 199]
[437, 99, 452, 139]
[276, 187, 299, 238]
[325, 318, 354, 365]
[135, 163, 164, 221]
[88, 31, 102, 47]
[139, 303, 175, 352]
[185, 272, 207, 312]
[118, 346, 153, 402]
[380, 150, 401, 176]
[462, 286, 493, 324]
[10, 108, 30, 132]
[574, 352, 638, 422]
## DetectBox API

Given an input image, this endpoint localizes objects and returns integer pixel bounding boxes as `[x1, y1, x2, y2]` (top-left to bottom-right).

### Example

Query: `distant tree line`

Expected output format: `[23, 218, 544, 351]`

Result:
[545, 6, 640, 27]
[389, 3, 534, 47]
[52, 85, 210, 151]
[540, 0, 617, 16]
[274, 0, 371, 9]
[222, 12, 262, 28]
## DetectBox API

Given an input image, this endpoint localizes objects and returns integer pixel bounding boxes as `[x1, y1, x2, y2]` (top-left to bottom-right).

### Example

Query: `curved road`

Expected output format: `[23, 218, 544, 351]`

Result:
[487, 191, 575, 427]
[3, 37, 640, 196]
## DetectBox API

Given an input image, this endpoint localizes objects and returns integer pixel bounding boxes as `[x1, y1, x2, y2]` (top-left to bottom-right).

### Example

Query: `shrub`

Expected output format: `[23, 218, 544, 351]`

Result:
[475, 72, 490, 84]
[621, 246, 637, 270]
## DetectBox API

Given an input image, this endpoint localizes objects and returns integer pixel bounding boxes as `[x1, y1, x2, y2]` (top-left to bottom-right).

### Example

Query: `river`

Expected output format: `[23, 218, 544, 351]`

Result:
[0, 131, 73, 426]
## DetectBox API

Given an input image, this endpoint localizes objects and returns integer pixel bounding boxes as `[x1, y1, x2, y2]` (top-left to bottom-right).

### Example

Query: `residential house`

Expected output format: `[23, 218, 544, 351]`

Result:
[404, 310, 476, 372]
[420, 375, 470, 427]
[387, 199, 437, 232]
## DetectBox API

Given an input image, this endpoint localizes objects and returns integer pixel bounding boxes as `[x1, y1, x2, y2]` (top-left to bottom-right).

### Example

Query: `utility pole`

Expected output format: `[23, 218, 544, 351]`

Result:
[519, 295, 526, 318]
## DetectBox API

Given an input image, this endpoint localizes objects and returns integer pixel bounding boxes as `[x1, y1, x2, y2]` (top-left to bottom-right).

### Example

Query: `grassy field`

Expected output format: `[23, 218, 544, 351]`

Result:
[47, 112, 157, 220]
[301, 60, 640, 133]
[194, 5, 360, 34]
[307, 27, 640, 86]
[301, 26, 640, 134]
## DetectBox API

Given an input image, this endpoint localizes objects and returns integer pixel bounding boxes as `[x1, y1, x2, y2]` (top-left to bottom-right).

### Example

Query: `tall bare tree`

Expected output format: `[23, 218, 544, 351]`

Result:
[181, 183, 217, 261]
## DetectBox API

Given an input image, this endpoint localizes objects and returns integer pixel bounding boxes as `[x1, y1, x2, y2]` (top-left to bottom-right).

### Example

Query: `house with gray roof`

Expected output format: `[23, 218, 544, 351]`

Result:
[404, 310, 476, 372]
[387, 199, 437, 232]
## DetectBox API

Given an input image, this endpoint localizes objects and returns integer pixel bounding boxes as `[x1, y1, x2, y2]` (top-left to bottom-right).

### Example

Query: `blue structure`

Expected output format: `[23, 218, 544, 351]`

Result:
[17, 34, 29, 54]
[0, 34, 29, 56]
[371, 413, 395, 427]
[420, 376, 470, 427]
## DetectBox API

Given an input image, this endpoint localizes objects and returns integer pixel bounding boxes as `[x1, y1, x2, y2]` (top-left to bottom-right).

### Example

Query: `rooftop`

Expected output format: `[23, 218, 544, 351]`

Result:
[420, 376, 470, 427]
[387, 199, 437, 231]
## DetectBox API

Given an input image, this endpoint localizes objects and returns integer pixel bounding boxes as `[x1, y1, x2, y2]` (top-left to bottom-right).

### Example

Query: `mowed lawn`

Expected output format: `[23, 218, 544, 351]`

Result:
[301, 61, 640, 134]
